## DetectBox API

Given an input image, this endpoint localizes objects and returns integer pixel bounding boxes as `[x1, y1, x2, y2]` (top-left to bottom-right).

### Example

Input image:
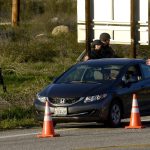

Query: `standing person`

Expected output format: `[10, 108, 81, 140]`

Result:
[99, 32, 116, 58]
[80, 32, 116, 62]
[0, 68, 7, 92]
[84, 40, 103, 61]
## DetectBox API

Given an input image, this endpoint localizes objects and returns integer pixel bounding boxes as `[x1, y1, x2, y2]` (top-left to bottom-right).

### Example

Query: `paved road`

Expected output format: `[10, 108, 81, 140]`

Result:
[1, 118, 150, 150]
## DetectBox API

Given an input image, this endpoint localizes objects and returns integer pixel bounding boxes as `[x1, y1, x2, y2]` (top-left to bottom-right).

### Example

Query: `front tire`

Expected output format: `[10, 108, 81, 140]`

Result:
[105, 101, 122, 127]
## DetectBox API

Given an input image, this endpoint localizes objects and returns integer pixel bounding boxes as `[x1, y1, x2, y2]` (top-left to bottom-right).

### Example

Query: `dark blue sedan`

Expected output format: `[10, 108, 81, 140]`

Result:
[34, 58, 150, 127]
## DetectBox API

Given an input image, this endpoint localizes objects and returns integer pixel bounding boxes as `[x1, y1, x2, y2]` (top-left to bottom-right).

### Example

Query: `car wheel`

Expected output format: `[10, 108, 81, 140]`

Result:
[106, 101, 122, 128]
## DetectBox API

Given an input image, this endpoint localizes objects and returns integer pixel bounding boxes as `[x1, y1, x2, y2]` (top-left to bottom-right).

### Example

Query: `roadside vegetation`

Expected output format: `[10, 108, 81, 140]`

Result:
[0, 0, 150, 129]
[0, 0, 84, 129]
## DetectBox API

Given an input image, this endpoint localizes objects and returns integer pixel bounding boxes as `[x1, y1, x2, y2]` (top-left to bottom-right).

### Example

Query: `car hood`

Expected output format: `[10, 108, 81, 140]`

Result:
[39, 82, 112, 98]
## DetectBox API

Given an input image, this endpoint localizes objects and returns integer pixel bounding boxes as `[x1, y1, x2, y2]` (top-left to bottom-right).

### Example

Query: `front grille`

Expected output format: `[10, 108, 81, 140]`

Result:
[49, 97, 80, 104]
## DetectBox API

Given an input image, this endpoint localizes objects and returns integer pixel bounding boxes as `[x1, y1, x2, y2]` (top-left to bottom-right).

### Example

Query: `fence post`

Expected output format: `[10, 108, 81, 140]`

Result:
[12, 0, 20, 27]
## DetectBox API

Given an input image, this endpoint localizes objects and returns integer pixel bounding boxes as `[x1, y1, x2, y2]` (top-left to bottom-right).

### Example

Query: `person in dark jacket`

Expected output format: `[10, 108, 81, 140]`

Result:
[90, 40, 104, 59]
[99, 32, 115, 58]
[84, 39, 115, 61]
[78, 33, 116, 62]
[84, 40, 103, 61]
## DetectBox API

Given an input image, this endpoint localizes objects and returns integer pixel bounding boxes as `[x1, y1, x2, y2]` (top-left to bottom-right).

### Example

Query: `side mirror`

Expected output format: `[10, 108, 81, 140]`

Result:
[121, 75, 128, 84]
[121, 75, 137, 87]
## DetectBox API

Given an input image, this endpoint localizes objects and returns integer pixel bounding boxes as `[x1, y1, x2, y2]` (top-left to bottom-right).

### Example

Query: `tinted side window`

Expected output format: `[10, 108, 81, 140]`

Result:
[122, 65, 141, 83]
[141, 64, 150, 79]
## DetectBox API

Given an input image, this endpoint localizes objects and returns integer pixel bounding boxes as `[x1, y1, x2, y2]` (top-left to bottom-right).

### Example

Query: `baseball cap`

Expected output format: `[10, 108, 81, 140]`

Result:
[92, 40, 103, 46]
[100, 33, 111, 41]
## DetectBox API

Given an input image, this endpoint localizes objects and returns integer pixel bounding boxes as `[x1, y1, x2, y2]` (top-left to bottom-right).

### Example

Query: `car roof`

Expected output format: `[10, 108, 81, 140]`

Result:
[80, 58, 145, 66]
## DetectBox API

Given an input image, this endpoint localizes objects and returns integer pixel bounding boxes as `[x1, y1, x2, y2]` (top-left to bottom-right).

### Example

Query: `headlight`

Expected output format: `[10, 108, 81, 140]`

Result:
[37, 94, 48, 103]
[84, 94, 107, 103]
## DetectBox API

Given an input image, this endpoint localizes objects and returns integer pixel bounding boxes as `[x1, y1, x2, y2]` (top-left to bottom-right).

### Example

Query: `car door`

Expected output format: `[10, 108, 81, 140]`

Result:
[137, 63, 150, 115]
[115, 64, 146, 117]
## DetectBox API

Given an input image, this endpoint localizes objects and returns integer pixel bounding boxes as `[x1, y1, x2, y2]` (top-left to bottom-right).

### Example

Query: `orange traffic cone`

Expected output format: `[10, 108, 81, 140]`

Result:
[125, 94, 144, 129]
[37, 100, 60, 138]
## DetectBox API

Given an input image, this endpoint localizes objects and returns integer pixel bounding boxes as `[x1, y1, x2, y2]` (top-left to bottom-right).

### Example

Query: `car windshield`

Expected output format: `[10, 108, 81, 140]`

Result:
[55, 64, 123, 84]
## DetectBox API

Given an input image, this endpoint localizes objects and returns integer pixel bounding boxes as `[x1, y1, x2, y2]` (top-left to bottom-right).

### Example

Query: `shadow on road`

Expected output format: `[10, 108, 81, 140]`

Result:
[55, 119, 150, 129]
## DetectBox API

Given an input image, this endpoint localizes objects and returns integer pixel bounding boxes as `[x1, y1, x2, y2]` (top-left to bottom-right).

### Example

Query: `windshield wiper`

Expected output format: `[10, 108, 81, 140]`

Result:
[59, 81, 101, 84]
[74, 81, 99, 84]
[59, 81, 81, 84]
